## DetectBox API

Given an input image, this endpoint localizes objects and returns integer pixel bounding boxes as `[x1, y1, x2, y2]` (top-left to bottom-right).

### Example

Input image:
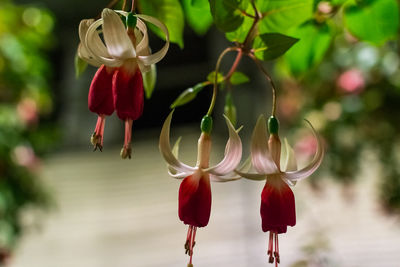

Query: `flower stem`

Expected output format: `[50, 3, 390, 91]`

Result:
[122, 0, 127, 11]
[249, 54, 277, 116]
[206, 47, 237, 116]
[242, 2, 261, 49]
[106, 0, 119, 9]
[131, 0, 135, 12]
[226, 49, 243, 81]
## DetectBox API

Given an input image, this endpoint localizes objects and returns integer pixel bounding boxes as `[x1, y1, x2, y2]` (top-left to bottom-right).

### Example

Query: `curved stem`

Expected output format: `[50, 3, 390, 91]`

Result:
[122, 0, 127, 11]
[243, 1, 261, 49]
[226, 49, 243, 81]
[131, 0, 135, 12]
[249, 53, 277, 116]
[207, 47, 237, 116]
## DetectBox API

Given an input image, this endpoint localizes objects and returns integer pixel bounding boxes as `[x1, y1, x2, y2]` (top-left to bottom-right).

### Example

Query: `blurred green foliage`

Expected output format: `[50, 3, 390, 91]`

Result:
[0, 0, 55, 260]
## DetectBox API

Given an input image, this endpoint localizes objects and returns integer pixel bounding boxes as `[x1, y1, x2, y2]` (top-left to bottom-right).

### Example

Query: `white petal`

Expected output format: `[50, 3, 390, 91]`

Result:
[251, 115, 279, 174]
[159, 110, 196, 174]
[135, 18, 150, 57]
[168, 137, 182, 175]
[282, 138, 297, 172]
[283, 120, 324, 181]
[85, 18, 124, 67]
[206, 115, 242, 176]
[283, 178, 297, 186]
[79, 19, 94, 45]
[77, 44, 102, 67]
[210, 174, 241, 182]
[136, 14, 169, 65]
[234, 169, 267, 181]
[102, 8, 135, 59]
[168, 169, 188, 179]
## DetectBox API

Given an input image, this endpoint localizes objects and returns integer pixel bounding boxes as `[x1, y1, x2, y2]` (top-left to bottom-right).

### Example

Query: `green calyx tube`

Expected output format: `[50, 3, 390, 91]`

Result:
[201, 115, 213, 134]
[268, 116, 279, 134]
[126, 12, 137, 29]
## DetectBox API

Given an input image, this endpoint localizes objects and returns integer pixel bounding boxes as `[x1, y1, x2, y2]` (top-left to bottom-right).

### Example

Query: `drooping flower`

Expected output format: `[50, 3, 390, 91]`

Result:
[159, 111, 243, 266]
[236, 115, 324, 266]
[78, 9, 169, 158]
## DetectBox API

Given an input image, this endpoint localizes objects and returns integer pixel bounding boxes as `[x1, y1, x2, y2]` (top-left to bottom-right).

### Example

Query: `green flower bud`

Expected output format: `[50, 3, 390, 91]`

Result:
[126, 12, 137, 29]
[200, 115, 213, 134]
[268, 116, 279, 134]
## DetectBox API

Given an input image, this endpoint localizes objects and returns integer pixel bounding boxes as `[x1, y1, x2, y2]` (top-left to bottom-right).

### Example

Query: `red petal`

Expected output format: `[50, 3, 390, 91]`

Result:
[88, 65, 114, 116]
[112, 68, 144, 121]
[179, 173, 212, 227]
[260, 178, 296, 233]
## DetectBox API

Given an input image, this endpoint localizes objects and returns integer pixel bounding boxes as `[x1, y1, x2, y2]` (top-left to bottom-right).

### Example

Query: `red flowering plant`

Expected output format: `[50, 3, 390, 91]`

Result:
[236, 114, 324, 266]
[159, 111, 243, 267]
[78, 8, 169, 158]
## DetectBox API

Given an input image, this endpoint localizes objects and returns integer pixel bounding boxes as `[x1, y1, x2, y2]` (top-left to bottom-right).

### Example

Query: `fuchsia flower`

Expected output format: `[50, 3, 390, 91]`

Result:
[78, 9, 169, 158]
[159, 111, 243, 266]
[236, 115, 324, 266]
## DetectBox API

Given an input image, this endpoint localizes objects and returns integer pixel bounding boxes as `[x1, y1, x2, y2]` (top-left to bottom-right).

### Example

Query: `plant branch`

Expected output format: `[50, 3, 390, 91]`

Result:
[207, 47, 238, 116]
[249, 54, 277, 116]
[226, 50, 243, 81]
[242, 2, 261, 50]
[131, 0, 135, 12]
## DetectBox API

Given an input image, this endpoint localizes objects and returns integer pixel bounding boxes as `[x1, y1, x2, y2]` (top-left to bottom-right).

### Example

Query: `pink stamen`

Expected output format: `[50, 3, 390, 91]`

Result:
[91, 115, 106, 151]
[274, 232, 280, 266]
[268, 232, 274, 263]
[124, 119, 133, 148]
[267, 231, 281, 265]
[185, 226, 193, 254]
[189, 226, 197, 265]
[120, 119, 133, 159]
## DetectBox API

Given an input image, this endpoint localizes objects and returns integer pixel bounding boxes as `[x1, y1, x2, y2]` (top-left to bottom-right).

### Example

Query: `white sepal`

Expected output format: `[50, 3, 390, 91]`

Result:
[282, 138, 297, 172]
[283, 120, 324, 181]
[159, 110, 197, 174]
[136, 14, 169, 66]
[206, 115, 242, 176]
[234, 169, 267, 181]
[102, 8, 135, 59]
[210, 174, 241, 182]
[251, 115, 279, 174]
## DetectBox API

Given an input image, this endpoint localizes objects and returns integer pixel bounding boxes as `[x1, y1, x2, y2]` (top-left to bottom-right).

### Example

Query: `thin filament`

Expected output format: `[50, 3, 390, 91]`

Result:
[207, 47, 237, 116]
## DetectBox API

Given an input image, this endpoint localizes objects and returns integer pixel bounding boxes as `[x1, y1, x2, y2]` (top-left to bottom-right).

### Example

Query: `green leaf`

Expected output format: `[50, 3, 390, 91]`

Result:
[207, 71, 224, 83]
[143, 64, 157, 99]
[230, 71, 250, 85]
[183, 0, 213, 35]
[74, 52, 87, 78]
[209, 0, 246, 32]
[283, 21, 333, 75]
[170, 83, 205, 108]
[253, 33, 299, 61]
[225, 3, 254, 43]
[344, 0, 399, 45]
[138, 0, 185, 48]
[258, 0, 314, 34]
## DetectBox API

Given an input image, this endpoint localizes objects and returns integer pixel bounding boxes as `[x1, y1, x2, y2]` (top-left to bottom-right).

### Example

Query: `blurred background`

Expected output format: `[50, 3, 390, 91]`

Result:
[0, 0, 400, 266]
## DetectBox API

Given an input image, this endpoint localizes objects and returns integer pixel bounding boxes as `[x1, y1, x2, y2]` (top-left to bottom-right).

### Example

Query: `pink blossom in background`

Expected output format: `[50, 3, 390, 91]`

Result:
[295, 134, 318, 158]
[17, 98, 38, 126]
[318, 1, 333, 14]
[337, 69, 365, 93]
[12, 145, 40, 171]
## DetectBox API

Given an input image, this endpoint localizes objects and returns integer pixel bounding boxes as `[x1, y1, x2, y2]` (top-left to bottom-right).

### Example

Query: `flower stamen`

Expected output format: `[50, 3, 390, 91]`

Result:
[267, 231, 274, 263]
[120, 119, 133, 159]
[91, 115, 106, 151]
[184, 225, 198, 266]
[267, 231, 281, 265]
